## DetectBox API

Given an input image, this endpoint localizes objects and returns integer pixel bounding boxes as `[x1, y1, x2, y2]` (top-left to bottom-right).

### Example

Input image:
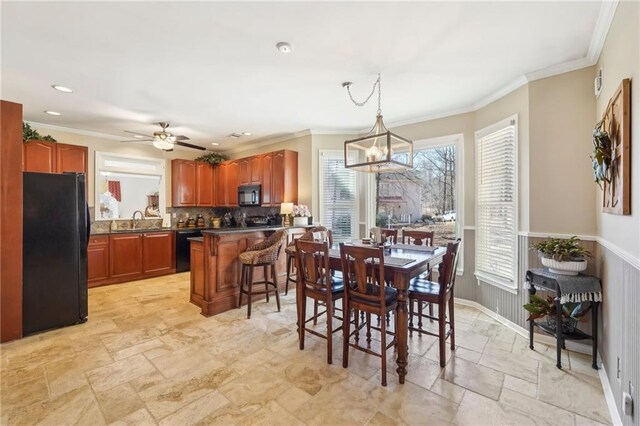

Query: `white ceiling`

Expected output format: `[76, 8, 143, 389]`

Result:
[1, 1, 605, 151]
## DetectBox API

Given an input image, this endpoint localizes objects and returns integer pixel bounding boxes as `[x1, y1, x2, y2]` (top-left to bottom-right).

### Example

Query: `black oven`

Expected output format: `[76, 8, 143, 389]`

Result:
[238, 185, 261, 206]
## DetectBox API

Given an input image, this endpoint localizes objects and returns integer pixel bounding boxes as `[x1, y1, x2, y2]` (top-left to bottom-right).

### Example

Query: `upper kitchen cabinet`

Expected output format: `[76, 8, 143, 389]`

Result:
[215, 162, 228, 206]
[226, 161, 239, 206]
[237, 158, 250, 186]
[23, 140, 88, 175]
[260, 153, 273, 206]
[171, 159, 196, 206]
[270, 150, 298, 206]
[171, 159, 215, 207]
[250, 155, 262, 185]
[195, 162, 214, 206]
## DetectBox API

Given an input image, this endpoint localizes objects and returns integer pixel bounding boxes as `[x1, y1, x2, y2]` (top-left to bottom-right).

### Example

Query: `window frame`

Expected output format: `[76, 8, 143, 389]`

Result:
[318, 149, 359, 242]
[474, 115, 519, 293]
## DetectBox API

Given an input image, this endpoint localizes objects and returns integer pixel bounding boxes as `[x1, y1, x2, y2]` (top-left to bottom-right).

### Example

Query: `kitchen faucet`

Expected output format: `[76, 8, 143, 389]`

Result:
[132, 210, 144, 229]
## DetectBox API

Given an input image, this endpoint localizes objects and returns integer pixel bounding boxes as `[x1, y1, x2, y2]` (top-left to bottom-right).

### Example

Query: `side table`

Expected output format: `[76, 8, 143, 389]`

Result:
[525, 269, 602, 370]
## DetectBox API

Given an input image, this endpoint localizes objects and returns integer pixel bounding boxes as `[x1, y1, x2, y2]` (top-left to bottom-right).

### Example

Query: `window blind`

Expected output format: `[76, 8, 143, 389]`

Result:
[475, 121, 517, 288]
[319, 151, 357, 243]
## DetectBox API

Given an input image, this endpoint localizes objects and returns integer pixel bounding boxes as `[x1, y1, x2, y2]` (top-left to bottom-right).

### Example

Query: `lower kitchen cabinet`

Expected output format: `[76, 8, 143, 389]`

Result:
[88, 235, 110, 287]
[87, 231, 176, 287]
[142, 232, 175, 274]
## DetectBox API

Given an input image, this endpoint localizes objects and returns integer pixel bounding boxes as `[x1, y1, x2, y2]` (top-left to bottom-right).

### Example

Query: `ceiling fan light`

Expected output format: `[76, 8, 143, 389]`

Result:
[153, 137, 173, 150]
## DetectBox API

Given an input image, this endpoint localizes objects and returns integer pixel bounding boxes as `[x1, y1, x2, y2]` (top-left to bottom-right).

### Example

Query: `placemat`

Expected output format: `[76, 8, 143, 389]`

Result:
[391, 243, 437, 253]
[327, 249, 414, 267]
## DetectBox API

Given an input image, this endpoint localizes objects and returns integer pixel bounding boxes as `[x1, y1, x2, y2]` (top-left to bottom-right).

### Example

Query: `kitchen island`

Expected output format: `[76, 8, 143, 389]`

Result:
[189, 226, 311, 316]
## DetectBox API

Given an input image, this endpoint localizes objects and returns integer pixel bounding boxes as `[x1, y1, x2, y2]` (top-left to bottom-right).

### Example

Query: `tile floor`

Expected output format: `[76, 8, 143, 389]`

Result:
[0, 273, 611, 425]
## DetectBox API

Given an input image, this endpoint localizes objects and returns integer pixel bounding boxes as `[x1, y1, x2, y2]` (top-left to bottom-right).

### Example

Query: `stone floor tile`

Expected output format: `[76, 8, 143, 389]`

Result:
[442, 356, 505, 400]
[108, 408, 157, 426]
[379, 380, 458, 426]
[157, 390, 230, 425]
[479, 347, 540, 383]
[499, 388, 575, 424]
[86, 353, 156, 392]
[95, 383, 146, 423]
[502, 374, 537, 398]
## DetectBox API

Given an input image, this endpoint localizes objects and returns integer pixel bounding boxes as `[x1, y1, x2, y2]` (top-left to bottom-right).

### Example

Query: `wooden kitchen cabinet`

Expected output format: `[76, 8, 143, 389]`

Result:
[237, 158, 250, 186]
[250, 156, 262, 184]
[88, 235, 110, 288]
[23, 140, 56, 172]
[196, 162, 214, 206]
[142, 231, 175, 274]
[23, 140, 88, 176]
[271, 150, 298, 205]
[261, 153, 273, 205]
[109, 234, 143, 280]
[171, 159, 197, 206]
[226, 161, 239, 206]
[216, 162, 228, 206]
[56, 143, 88, 174]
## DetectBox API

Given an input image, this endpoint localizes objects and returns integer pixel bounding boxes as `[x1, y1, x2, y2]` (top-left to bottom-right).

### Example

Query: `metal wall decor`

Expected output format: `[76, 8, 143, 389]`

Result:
[342, 74, 413, 173]
[601, 79, 631, 215]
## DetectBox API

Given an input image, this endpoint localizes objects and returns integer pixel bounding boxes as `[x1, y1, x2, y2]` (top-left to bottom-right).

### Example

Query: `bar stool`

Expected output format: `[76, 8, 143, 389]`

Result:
[238, 230, 288, 319]
[402, 230, 435, 328]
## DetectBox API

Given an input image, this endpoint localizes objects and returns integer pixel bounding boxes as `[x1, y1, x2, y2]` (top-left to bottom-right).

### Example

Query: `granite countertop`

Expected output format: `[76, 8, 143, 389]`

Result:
[91, 224, 314, 236]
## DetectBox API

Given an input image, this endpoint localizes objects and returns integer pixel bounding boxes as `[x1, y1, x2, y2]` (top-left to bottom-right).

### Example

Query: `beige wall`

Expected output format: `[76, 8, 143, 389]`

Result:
[528, 67, 596, 235]
[595, 0, 640, 258]
[31, 126, 201, 209]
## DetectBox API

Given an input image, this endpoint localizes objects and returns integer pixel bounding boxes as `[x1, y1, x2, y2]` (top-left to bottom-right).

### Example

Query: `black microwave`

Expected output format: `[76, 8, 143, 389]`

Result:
[238, 185, 261, 206]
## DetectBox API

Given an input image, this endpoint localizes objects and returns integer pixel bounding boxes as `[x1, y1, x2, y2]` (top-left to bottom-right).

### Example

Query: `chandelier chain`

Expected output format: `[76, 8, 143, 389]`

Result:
[345, 73, 382, 115]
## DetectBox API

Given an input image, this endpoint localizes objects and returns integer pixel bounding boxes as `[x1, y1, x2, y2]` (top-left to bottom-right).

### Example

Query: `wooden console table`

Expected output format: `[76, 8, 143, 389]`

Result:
[525, 269, 602, 370]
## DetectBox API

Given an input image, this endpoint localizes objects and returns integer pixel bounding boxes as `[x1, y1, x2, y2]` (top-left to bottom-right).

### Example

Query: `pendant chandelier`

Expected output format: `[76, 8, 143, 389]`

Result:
[343, 74, 413, 173]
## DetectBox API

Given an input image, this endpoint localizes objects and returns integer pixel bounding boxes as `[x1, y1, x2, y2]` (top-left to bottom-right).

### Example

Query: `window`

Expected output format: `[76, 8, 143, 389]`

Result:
[319, 150, 358, 242]
[475, 116, 517, 290]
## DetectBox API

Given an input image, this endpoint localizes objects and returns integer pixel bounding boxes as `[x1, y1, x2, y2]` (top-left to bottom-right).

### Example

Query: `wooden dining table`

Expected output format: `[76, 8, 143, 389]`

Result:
[295, 242, 447, 384]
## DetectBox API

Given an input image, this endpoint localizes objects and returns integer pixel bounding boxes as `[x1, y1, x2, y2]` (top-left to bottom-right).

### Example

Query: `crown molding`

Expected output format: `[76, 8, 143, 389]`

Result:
[26, 121, 124, 141]
[588, 0, 619, 63]
[472, 75, 529, 111]
[222, 129, 312, 155]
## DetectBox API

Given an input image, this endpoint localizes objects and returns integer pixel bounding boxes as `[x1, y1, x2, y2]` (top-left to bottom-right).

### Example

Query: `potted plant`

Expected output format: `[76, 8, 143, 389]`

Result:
[524, 294, 591, 333]
[23, 122, 57, 142]
[291, 204, 310, 226]
[530, 236, 592, 276]
[194, 152, 226, 167]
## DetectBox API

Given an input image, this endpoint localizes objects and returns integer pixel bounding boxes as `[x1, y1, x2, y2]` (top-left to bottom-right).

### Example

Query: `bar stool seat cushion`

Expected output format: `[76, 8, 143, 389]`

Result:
[408, 279, 440, 297]
[239, 230, 288, 265]
[349, 284, 397, 306]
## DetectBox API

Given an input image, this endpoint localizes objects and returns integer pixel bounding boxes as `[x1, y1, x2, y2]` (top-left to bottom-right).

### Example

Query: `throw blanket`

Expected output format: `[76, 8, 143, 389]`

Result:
[525, 268, 602, 304]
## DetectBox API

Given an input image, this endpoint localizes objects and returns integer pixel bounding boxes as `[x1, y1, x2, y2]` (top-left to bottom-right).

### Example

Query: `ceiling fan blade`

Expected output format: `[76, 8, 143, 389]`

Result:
[121, 139, 153, 142]
[175, 141, 206, 150]
[124, 130, 153, 138]
[173, 135, 190, 141]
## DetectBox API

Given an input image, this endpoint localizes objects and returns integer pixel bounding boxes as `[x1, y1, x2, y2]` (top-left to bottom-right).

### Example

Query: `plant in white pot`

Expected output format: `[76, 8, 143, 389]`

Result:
[530, 236, 592, 276]
[291, 204, 310, 226]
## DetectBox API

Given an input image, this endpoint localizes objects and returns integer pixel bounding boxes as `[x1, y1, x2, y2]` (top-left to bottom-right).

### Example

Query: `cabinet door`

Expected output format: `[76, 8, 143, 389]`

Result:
[109, 234, 143, 279]
[237, 158, 250, 186]
[226, 161, 239, 206]
[23, 140, 56, 172]
[195, 162, 214, 206]
[56, 143, 88, 174]
[250, 156, 262, 184]
[171, 160, 196, 206]
[88, 235, 109, 287]
[271, 151, 285, 205]
[142, 232, 175, 274]
[261, 153, 273, 206]
[216, 162, 228, 207]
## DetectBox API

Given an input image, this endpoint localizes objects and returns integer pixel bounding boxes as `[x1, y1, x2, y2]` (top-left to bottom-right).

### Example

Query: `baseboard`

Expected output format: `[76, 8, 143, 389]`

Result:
[598, 353, 623, 426]
[455, 298, 619, 425]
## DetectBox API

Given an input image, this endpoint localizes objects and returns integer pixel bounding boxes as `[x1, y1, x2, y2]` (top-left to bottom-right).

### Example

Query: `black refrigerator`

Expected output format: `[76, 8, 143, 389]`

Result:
[23, 172, 90, 335]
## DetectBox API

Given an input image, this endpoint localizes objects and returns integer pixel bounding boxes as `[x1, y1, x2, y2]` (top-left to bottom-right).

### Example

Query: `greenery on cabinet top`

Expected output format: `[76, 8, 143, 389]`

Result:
[22, 122, 57, 142]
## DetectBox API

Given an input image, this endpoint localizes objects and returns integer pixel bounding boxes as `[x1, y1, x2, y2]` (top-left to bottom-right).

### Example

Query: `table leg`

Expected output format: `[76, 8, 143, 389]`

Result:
[592, 301, 599, 369]
[529, 287, 535, 350]
[555, 298, 562, 369]
[394, 271, 408, 384]
[296, 271, 303, 343]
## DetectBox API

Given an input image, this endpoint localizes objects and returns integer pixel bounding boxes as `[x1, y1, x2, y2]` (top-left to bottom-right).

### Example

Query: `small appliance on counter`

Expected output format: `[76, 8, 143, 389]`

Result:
[211, 217, 221, 228]
[187, 217, 196, 228]
[196, 214, 205, 227]
[177, 218, 186, 228]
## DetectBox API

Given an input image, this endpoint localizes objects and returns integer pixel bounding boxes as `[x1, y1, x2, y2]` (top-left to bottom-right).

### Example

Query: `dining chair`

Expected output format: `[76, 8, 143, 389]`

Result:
[285, 226, 330, 295]
[295, 239, 344, 364]
[402, 230, 435, 327]
[408, 238, 461, 367]
[340, 243, 397, 386]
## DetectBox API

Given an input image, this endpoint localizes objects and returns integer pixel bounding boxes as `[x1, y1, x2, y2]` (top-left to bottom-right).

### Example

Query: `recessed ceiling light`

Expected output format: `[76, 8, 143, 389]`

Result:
[242, 132, 252, 136]
[51, 85, 73, 93]
[44, 110, 61, 116]
[276, 42, 292, 53]
[211, 142, 219, 146]
[229, 133, 241, 139]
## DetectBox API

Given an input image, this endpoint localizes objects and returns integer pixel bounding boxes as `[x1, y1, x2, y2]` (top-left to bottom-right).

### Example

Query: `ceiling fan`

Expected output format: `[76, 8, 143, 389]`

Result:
[121, 122, 206, 151]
